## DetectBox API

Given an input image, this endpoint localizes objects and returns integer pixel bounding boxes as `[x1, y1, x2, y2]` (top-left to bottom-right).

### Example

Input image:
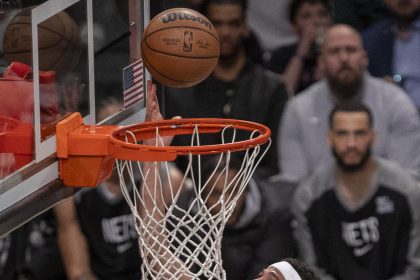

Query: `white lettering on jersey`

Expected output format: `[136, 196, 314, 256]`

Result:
[341, 216, 379, 257]
[353, 244, 373, 257]
[102, 214, 136, 244]
[117, 242, 133, 253]
[375, 196, 395, 214]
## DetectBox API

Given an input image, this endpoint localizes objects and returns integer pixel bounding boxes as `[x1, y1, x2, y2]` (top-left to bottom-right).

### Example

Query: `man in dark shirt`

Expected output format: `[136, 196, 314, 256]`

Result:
[363, 0, 420, 109]
[175, 157, 297, 280]
[163, 0, 288, 178]
[55, 172, 141, 280]
[267, 0, 332, 94]
[0, 211, 66, 280]
[292, 102, 420, 279]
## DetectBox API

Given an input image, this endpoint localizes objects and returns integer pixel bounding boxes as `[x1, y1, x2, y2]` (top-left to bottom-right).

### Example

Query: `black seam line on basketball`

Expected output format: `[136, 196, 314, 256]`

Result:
[143, 50, 205, 83]
[7, 24, 79, 49]
[8, 22, 70, 38]
[144, 25, 219, 41]
[144, 46, 219, 59]
[46, 20, 74, 62]
[6, 43, 77, 54]
[6, 37, 76, 54]
[143, 37, 219, 59]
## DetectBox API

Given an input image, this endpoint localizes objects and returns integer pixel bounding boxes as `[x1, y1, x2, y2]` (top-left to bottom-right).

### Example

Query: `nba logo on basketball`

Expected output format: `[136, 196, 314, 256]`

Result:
[183, 31, 193, 52]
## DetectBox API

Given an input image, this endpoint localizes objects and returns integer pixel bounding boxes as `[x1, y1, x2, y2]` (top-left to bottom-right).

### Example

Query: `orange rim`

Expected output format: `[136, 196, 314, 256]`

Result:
[108, 118, 271, 161]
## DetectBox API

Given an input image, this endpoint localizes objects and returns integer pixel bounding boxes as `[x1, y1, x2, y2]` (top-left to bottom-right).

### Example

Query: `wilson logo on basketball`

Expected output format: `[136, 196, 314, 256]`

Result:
[161, 12, 212, 30]
[197, 40, 210, 49]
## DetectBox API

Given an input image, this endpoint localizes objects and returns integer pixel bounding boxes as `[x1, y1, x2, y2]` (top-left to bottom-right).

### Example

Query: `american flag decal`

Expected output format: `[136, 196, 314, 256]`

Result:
[122, 59, 144, 108]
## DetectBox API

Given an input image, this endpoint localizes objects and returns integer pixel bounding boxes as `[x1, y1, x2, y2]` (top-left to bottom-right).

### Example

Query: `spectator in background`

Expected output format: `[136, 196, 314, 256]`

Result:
[174, 157, 297, 280]
[54, 98, 141, 280]
[0, 211, 66, 280]
[332, 0, 388, 31]
[292, 103, 420, 279]
[55, 171, 141, 280]
[163, 0, 289, 178]
[247, 0, 297, 64]
[142, 83, 297, 279]
[363, 0, 420, 110]
[134, 81, 303, 280]
[55, 174, 141, 280]
[154, 0, 265, 65]
[267, 0, 332, 94]
[279, 24, 420, 183]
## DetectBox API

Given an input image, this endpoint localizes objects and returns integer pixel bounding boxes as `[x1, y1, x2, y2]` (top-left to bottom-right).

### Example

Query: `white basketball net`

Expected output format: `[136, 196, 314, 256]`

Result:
[116, 123, 270, 280]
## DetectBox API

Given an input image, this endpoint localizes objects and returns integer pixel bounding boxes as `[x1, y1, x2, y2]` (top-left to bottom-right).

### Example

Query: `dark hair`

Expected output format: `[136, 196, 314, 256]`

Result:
[289, 0, 331, 24]
[328, 102, 374, 129]
[283, 258, 321, 280]
[200, 154, 244, 181]
[199, 0, 247, 17]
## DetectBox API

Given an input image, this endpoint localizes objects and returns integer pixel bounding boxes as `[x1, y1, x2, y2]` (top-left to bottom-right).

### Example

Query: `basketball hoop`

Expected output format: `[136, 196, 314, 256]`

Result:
[57, 113, 271, 279]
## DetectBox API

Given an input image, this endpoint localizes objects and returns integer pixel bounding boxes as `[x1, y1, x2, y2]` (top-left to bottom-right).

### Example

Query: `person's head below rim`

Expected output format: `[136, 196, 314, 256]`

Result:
[319, 24, 369, 100]
[328, 102, 376, 173]
[289, 0, 332, 38]
[255, 258, 320, 280]
[198, 0, 248, 61]
[199, 154, 248, 226]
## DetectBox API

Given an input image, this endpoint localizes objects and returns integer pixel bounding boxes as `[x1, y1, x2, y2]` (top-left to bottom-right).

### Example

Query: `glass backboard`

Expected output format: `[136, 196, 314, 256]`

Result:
[0, 0, 149, 237]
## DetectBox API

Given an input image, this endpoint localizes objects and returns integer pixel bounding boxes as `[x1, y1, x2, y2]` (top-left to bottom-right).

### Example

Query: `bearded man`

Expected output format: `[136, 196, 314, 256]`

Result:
[278, 24, 420, 182]
[292, 102, 420, 280]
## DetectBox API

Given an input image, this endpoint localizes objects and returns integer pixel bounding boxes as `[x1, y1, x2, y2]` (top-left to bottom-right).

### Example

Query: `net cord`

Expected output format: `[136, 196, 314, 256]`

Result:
[116, 123, 271, 279]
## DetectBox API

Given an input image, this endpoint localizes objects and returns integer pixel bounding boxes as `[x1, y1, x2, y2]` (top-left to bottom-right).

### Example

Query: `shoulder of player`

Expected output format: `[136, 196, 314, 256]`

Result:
[258, 176, 297, 212]
[293, 162, 335, 211]
[362, 18, 394, 43]
[376, 157, 420, 196]
[74, 187, 95, 203]
[376, 158, 420, 221]
[285, 79, 330, 111]
[365, 74, 412, 103]
[250, 63, 288, 91]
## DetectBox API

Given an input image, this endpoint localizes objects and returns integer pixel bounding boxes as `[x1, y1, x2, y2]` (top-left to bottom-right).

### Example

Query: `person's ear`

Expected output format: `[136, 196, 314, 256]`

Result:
[327, 129, 333, 146]
[362, 49, 369, 69]
[370, 128, 376, 145]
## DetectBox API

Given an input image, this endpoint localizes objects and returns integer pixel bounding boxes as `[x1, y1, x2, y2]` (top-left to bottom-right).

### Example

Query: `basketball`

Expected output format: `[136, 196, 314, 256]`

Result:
[141, 8, 220, 88]
[3, 8, 81, 76]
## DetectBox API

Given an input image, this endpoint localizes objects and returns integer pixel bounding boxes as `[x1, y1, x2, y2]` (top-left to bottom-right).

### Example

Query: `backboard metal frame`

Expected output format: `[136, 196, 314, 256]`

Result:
[0, 0, 149, 237]
[32, 0, 95, 163]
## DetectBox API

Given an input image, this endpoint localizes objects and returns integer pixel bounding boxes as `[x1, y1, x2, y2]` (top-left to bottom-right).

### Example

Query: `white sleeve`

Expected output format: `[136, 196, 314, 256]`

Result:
[279, 100, 309, 182]
[386, 87, 420, 181]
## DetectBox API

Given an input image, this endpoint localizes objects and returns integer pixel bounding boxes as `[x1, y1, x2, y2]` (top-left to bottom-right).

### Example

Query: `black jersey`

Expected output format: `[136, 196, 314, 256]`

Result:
[75, 187, 140, 280]
[163, 60, 289, 176]
[0, 210, 66, 280]
[293, 158, 420, 280]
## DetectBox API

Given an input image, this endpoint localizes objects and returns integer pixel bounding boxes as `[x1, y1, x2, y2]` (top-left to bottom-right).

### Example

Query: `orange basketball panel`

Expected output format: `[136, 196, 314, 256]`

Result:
[141, 43, 217, 87]
[143, 27, 219, 58]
